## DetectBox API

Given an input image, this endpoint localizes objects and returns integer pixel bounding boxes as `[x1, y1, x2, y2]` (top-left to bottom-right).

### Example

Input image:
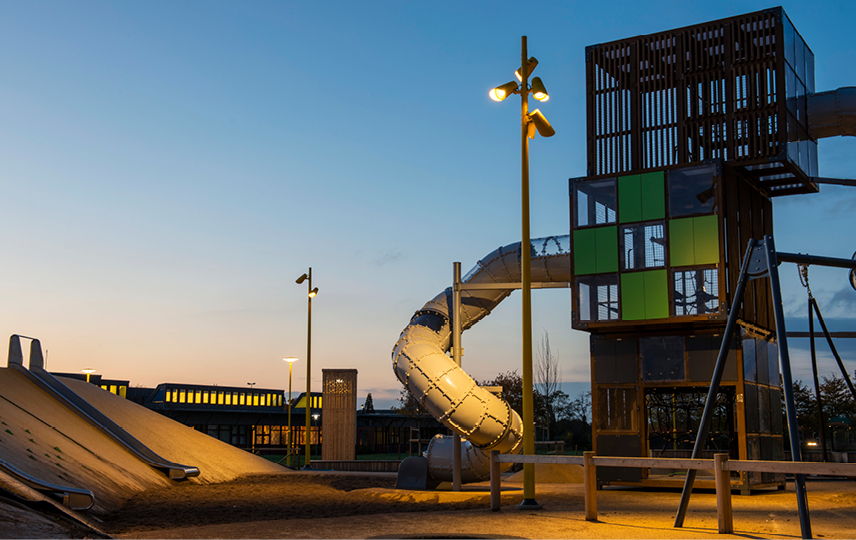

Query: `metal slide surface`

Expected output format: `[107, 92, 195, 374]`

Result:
[7, 335, 200, 480]
[392, 236, 571, 482]
[0, 457, 94, 511]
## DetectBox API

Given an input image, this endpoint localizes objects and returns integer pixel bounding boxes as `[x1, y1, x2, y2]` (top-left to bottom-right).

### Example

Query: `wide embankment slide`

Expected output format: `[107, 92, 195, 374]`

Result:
[0, 366, 287, 517]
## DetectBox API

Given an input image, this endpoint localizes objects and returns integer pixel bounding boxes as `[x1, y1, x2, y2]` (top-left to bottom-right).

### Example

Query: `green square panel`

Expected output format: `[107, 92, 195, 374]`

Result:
[618, 175, 642, 223]
[573, 229, 597, 275]
[692, 215, 720, 265]
[620, 272, 645, 320]
[669, 218, 695, 267]
[595, 226, 618, 273]
[643, 269, 669, 319]
[639, 171, 665, 221]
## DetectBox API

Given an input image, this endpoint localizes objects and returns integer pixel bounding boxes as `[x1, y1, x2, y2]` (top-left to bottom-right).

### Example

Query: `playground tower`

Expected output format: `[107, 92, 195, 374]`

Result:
[572, 7, 832, 491]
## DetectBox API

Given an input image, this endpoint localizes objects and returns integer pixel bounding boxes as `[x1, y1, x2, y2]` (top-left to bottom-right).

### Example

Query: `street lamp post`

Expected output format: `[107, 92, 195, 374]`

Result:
[283, 357, 298, 467]
[296, 268, 319, 469]
[81, 368, 96, 383]
[490, 36, 554, 510]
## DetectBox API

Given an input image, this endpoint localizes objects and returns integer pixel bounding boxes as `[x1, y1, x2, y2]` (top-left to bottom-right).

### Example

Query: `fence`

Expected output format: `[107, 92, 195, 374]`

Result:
[489, 451, 856, 534]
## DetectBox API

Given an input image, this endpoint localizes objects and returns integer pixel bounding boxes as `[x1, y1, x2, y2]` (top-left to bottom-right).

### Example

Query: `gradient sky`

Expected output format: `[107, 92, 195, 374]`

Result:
[2, 1, 855, 408]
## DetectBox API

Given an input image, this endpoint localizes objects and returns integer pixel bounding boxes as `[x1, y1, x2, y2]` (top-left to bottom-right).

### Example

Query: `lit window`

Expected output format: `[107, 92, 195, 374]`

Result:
[253, 394, 259, 406]
[179, 390, 186, 403]
[218, 391, 224, 405]
[225, 393, 232, 406]
[202, 391, 209, 404]
[166, 391, 172, 403]
[240, 393, 246, 406]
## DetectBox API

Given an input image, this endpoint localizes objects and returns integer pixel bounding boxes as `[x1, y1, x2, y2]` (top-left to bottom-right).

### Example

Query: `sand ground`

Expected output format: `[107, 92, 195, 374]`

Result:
[95, 471, 856, 540]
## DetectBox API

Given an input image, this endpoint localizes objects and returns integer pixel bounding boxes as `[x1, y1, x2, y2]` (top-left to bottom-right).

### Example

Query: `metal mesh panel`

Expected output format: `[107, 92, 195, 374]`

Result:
[585, 8, 813, 195]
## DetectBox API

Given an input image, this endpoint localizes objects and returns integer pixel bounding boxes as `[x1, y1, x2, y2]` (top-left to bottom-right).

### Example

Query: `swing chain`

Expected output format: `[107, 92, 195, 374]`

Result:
[797, 263, 813, 299]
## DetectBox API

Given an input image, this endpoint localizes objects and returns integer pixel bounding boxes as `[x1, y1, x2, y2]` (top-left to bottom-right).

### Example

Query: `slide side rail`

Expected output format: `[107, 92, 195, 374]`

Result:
[0, 457, 94, 511]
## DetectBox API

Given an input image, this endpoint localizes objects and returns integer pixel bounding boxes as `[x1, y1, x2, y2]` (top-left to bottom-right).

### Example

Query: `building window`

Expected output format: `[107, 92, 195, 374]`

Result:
[641, 336, 686, 381]
[575, 178, 617, 227]
[179, 390, 186, 403]
[673, 268, 719, 316]
[253, 394, 259, 407]
[225, 393, 232, 406]
[195, 391, 202, 404]
[577, 274, 620, 322]
[620, 222, 665, 270]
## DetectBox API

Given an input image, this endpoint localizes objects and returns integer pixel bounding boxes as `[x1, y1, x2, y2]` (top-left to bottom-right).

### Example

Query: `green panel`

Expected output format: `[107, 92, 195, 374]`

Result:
[669, 218, 695, 267]
[573, 229, 598, 275]
[692, 215, 720, 265]
[618, 175, 641, 223]
[595, 226, 618, 273]
[621, 272, 646, 320]
[643, 269, 669, 319]
[639, 171, 665, 220]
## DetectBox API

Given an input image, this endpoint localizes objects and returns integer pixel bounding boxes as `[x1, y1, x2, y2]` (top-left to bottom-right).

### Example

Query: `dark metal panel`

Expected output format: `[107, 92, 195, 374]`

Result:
[596, 434, 643, 482]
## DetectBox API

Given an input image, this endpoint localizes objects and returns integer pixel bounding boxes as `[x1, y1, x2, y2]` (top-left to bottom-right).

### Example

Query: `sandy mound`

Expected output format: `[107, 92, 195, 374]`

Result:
[0, 367, 286, 516]
[506, 462, 584, 483]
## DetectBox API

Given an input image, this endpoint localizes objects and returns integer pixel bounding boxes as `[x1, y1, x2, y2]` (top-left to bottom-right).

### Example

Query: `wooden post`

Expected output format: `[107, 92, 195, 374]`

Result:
[714, 453, 733, 534]
[490, 450, 501, 512]
[584, 451, 597, 521]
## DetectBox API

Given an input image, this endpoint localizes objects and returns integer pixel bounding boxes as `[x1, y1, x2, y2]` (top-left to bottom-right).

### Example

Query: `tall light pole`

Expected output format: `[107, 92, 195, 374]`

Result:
[283, 357, 298, 467]
[296, 268, 318, 469]
[81, 368, 96, 383]
[490, 36, 554, 510]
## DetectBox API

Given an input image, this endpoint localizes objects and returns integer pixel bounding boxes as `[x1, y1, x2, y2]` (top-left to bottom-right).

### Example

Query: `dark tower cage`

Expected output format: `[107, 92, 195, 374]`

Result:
[585, 7, 817, 197]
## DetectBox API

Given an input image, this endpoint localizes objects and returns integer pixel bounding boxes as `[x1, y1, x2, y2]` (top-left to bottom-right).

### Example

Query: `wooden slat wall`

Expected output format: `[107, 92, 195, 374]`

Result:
[586, 9, 782, 177]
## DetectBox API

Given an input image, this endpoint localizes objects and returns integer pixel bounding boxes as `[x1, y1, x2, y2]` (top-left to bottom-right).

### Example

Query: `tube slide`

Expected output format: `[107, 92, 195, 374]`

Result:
[808, 87, 856, 139]
[392, 235, 571, 483]
[7, 335, 200, 480]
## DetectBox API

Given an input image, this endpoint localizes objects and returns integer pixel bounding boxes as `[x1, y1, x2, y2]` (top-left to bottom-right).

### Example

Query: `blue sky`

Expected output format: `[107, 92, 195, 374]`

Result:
[2, 1, 854, 408]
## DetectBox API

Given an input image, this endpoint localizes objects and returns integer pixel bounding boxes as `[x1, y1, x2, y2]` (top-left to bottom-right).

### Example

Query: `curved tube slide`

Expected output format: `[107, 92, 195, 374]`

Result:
[392, 235, 571, 482]
[7, 335, 200, 480]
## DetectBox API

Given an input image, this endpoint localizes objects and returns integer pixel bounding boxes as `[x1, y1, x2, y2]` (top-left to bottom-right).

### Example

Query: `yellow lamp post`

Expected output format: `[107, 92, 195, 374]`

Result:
[283, 357, 298, 466]
[81, 368, 96, 383]
[490, 35, 554, 510]
[296, 268, 318, 469]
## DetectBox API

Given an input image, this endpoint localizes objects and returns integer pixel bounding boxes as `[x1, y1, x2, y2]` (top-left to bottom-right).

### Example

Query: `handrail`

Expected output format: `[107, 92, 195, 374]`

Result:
[0, 458, 94, 511]
[489, 451, 856, 534]
[8, 335, 200, 480]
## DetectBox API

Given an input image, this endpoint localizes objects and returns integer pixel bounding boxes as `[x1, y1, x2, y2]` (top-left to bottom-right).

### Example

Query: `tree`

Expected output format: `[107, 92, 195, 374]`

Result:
[395, 387, 426, 417]
[536, 330, 565, 437]
[362, 393, 375, 413]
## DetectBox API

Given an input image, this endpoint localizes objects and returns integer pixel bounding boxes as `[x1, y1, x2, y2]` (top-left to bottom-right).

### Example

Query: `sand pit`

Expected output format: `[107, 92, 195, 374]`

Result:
[507, 462, 584, 483]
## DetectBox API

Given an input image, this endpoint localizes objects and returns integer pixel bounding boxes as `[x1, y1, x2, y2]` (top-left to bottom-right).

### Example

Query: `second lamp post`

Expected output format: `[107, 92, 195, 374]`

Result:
[490, 36, 554, 510]
[296, 268, 318, 469]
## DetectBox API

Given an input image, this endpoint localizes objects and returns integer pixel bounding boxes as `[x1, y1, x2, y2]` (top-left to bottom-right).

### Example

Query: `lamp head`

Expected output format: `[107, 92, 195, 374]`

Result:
[308, 287, 319, 298]
[489, 81, 519, 102]
[81, 368, 96, 374]
[515, 57, 538, 81]
[531, 77, 549, 102]
[528, 109, 555, 138]
[295, 273, 308, 284]
[283, 357, 298, 364]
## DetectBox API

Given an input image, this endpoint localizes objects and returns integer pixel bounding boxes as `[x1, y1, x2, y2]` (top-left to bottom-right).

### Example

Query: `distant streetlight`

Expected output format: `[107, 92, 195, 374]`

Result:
[490, 36, 554, 511]
[296, 268, 318, 469]
[81, 368, 96, 383]
[283, 357, 298, 466]
[247, 382, 256, 389]
[312, 413, 321, 458]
